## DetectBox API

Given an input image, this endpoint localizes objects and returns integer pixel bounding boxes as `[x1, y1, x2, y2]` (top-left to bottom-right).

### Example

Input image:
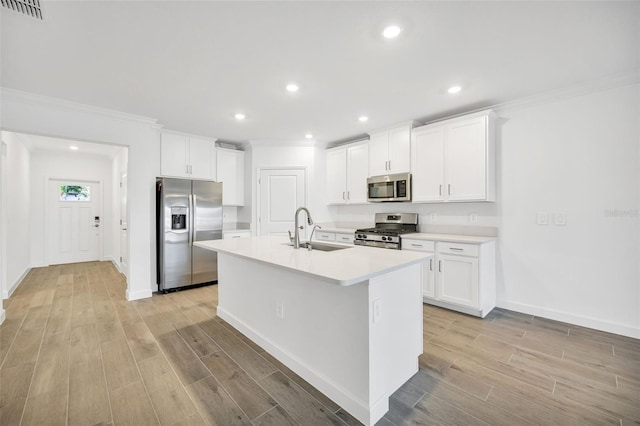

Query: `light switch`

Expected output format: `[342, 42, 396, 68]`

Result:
[469, 213, 478, 223]
[536, 212, 548, 225]
[429, 212, 437, 222]
[555, 212, 567, 226]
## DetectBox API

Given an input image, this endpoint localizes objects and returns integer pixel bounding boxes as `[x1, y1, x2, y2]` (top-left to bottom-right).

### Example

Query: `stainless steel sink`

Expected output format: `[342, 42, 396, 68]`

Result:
[283, 242, 351, 252]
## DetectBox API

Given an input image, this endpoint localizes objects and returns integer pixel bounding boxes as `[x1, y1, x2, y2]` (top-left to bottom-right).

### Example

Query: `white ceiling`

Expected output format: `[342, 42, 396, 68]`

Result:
[1, 1, 638, 145]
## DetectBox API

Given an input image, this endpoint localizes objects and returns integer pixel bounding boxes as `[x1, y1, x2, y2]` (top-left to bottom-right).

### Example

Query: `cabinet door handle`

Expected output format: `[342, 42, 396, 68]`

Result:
[186, 165, 190, 174]
[388, 160, 391, 170]
[429, 258, 433, 271]
[449, 247, 464, 252]
[439, 184, 443, 196]
[342, 191, 346, 200]
[438, 260, 442, 272]
[448, 184, 451, 195]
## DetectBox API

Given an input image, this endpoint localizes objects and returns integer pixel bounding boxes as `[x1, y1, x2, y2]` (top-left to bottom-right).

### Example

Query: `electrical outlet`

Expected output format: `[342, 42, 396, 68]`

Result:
[536, 212, 548, 225]
[429, 212, 437, 222]
[276, 302, 284, 319]
[372, 299, 381, 323]
[469, 213, 478, 223]
[555, 212, 567, 226]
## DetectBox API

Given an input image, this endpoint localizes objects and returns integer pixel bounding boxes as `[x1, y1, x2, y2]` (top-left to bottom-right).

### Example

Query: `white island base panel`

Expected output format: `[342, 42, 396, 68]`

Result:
[216, 253, 423, 426]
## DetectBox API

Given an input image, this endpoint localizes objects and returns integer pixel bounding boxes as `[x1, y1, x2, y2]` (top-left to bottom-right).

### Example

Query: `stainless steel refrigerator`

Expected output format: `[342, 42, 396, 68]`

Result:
[156, 177, 222, 292]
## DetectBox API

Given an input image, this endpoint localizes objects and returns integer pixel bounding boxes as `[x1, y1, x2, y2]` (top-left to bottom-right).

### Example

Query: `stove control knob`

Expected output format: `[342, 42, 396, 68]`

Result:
[381, 236, 387, 241]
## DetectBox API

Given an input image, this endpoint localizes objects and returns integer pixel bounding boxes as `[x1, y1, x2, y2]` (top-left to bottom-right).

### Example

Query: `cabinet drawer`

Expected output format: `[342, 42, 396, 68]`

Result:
[223, 231, 251, 239]
[402, 239, 435, 252]
[438, 242, 478, 257]
[315, 232, 336, 242]
[335, 233, 354, 244]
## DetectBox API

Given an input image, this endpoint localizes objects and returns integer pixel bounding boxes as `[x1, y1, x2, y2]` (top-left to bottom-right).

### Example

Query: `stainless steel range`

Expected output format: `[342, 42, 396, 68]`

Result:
[354, 213, 418, 249]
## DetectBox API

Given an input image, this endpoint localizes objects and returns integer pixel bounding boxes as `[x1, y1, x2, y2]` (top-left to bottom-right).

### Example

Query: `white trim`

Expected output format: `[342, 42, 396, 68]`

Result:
[0, 309, 5, 325]
[104, 256, 123, 274]
[248, 139, 316, 147]
[3, 267, 30, 299]
[126, 287, 152, 301]
[0, 87, 162, 128]
[497, 299, 640, 339]
[493, 70, 639, 114]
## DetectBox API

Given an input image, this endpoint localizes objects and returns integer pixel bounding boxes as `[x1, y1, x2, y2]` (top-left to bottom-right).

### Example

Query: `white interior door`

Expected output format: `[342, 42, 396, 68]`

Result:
[120, 172, 128, 276]
[258, 169, 306, 237]
[48, 179, 102, 265]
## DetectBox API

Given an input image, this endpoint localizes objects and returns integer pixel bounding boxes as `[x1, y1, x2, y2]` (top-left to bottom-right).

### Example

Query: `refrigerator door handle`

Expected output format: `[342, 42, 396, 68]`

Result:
[188, 193, 194, 246]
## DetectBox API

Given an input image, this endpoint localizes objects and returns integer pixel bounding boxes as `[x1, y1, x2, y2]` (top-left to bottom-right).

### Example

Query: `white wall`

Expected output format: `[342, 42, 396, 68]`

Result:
[246, 142, 332, 235]
[1, 89, 160, 300]
[29, 148, 115, 267]
[496, 83, 639, 337]
[1, 132, 32, 298]
[332, 82, 640, 337]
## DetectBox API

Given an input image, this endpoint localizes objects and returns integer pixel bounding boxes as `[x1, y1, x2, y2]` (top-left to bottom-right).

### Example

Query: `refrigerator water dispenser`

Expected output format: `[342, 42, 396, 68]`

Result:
[171, 207, 187, 230]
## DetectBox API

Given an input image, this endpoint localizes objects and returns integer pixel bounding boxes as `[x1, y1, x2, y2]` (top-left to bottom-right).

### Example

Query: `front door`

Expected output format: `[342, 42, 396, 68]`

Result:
[48, 179, 102, 265]
[258, 168, 306, 237]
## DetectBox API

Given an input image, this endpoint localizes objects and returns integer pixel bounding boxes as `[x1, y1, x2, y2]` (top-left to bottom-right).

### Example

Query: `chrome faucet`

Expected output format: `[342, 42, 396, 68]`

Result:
[293, 207, 313, 249]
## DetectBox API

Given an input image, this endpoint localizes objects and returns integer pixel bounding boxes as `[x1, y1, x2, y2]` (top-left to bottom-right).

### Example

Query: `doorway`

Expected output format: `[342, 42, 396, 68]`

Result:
[47, 179, 102, 265]
[120, 171, 128, 276]
[257, 168, 307, 237]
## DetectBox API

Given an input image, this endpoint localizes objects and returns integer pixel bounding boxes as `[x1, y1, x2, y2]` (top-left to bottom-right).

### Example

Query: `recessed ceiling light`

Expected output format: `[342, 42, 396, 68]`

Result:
[286, 83, 299, 93]
[234, 113, 246, 120]
[305, 133, 313, 139]
[358, 116, 369, 122]
[69, 145, 79, 150]
[448, 86, 462, 94]
[382, 25, 401, 39]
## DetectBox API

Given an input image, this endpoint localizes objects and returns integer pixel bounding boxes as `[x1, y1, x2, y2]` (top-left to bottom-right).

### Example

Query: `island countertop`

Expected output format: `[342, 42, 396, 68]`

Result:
[195, 236, 432, 286]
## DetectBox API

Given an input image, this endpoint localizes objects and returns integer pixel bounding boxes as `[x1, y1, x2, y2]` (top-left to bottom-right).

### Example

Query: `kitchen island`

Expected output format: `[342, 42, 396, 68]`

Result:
[194, 236, 432, 425]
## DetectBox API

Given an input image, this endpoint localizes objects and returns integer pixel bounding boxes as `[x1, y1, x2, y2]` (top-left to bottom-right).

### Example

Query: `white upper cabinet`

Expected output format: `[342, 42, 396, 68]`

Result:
[445, 116, 490, 201]
[216, 148, 245, 206]
[368, 123, 414, 176]
[346, 142, 369, 203]
[411, 125, 445, 202]
[326, 147, 348, 204]
[411, 110, 495, 203]
[326, 141, 369, 205]
[161, 132, 217, 180]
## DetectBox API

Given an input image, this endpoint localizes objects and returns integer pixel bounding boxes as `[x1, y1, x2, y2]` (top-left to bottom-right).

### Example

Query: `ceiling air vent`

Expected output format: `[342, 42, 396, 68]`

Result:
[1, 0, 43, 19]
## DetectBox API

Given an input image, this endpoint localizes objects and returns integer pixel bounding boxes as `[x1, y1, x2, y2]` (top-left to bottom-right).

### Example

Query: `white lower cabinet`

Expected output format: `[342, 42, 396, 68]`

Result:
[223, 230, 251, 239]
[403, 238, 495, 318]
[314, 231, 354, 245]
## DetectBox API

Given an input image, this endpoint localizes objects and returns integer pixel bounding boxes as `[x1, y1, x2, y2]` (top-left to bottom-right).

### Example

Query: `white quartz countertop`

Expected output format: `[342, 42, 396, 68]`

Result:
[195, 236, 432, 286]
[403, 233, 496, 244]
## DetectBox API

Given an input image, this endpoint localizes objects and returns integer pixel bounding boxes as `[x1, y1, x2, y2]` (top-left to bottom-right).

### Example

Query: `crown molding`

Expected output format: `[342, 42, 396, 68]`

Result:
[493, 70, 640, 115]
[0, 87, 163, 129]
[248, 139, 317, 148]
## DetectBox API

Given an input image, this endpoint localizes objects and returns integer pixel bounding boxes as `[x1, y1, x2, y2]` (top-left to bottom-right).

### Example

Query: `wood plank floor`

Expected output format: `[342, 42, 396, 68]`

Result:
[1, 261, 639, 425]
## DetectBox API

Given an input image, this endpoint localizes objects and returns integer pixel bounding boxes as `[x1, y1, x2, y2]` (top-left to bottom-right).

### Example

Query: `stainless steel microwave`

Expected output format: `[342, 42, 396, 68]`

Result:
[367, 173, 411, 202]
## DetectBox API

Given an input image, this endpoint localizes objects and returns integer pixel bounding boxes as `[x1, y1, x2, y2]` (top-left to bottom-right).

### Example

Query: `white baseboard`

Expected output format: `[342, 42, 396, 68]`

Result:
[497, 299, 640, 339]
[104, 256, 123, 274]
[3, 267, 31, 299]
[126, 287, 152, 301]
[0, 308, 6, 325]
